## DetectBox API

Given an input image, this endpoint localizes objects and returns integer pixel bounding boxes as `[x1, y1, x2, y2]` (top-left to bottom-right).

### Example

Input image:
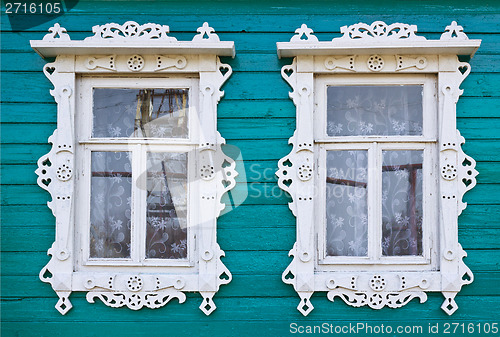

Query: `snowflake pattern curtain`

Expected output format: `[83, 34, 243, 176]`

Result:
[325, 85, 424, 257]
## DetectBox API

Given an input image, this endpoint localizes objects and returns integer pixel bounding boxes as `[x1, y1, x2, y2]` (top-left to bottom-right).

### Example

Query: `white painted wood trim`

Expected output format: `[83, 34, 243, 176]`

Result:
[35, 22, 237, 315]
[277, 21, 479, 316]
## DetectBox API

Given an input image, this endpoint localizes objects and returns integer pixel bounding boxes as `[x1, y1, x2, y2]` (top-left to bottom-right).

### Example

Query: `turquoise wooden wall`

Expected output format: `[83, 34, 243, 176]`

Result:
[1, 1, 499, 336]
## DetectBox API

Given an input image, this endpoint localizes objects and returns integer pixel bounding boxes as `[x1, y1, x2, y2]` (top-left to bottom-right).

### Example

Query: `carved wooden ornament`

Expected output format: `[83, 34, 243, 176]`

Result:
[31, 22, 236, 315]
[276, 21, 480, 316]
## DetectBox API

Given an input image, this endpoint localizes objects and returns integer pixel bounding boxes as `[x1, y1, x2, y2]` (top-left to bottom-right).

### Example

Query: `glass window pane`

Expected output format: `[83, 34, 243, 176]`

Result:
[326, 150, 368, 257]
[93, 88, 189, 138]
[90, 151, 132, 258]
[326, 85, 423, 136]
[382, 150, 423, 256]
[146, 152, 188, 259]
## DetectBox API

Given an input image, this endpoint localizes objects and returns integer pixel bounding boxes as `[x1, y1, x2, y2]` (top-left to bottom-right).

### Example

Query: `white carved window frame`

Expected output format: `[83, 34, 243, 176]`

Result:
[314, 74, 439, 269]
[276, 21, 481, 316]
[31, 21, 237, 315]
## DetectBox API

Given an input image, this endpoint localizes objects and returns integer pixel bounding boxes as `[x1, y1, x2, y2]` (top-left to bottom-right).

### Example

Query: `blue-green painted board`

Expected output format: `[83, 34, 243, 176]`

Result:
[1, 1, 500, 336]
[3, 138, 500, 164]
[1, 249, 499, 277]
[2, 182, 499, 207]
[2, 72, 500, 104]
[3, 159, 500, 185]
[3, 117, 500, 143]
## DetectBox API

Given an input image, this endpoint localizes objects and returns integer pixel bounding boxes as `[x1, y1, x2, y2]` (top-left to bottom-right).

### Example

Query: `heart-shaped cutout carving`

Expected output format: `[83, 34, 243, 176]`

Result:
[283, 68, 294, 77]
[283, 179, 292, 187]
[462, 178, 472, 187]
[458, 65, 469, 75]
[284, 270, 295, 280]
[219, 66, 229, 76]
[45, 67, 56, 75]
[282, 159, 292, 167]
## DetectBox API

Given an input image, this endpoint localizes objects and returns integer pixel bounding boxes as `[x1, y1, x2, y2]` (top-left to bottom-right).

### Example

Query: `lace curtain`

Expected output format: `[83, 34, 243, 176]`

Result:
[325, 85, 424, 257]
[90, 151, 132, 258]
[89, 88, 190, 260]
[327, 85, 423, 136]
[326, 150, 368, 256]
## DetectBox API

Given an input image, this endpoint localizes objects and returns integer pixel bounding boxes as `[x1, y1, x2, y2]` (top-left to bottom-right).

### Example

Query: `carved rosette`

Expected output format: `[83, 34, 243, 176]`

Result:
[278, 21, 479, 316]
[35, 22, 235, 316]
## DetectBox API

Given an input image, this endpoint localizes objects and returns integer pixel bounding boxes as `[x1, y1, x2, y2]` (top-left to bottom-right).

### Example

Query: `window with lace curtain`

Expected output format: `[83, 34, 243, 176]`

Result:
[315, 74, 437, 265]
[33, 21, 236, 315]
[276, 21, 480, 316]
[76, 77, 198, 265]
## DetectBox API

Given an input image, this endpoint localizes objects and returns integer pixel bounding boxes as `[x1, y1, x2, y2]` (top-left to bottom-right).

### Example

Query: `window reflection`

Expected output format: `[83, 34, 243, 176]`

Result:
[93, 88, 189, 138]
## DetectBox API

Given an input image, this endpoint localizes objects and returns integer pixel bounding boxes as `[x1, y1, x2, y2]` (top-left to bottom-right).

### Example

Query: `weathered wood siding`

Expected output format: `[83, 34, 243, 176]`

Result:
[1, 1, 499, 336]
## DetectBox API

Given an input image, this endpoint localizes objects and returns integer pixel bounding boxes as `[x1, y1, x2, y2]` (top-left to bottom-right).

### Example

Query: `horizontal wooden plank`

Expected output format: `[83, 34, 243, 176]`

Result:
[0, 160, 279, 185]
[2, 159, 500, 187]
[1, 248, 498, 277]
[2, 215, 498, 253]
[2, 97, 499, 128]
[3, 310, 500, 337]
[2, 181, 499, 206]
[2, 117, 499, 144]
[1, 293, 499, 323]
[2, 0, 498, 17]
[2, 71, 499, 104]
[0, 223, 296, 253]
[3, 203, 498, 229]
[458, 97, 500, 118]
[2, 8, 500, 33]
[2, 138, 500, 165]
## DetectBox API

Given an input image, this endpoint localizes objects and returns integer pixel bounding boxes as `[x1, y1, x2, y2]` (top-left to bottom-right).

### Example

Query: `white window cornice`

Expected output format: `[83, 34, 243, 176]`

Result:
[277, 21, 480, 58]
[276, 21, 480, 316]
[33, 22, 237, 315]
[31, 21, 235, 58]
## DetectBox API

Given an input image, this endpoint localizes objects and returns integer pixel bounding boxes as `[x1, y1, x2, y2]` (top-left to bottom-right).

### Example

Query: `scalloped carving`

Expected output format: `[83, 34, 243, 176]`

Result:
[87, 290, 186, 310]
[327, 289, 427, 309]
[457, 131, 478, 215]
[85, 21, 177, 41]
[335, 21, 426, 42]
